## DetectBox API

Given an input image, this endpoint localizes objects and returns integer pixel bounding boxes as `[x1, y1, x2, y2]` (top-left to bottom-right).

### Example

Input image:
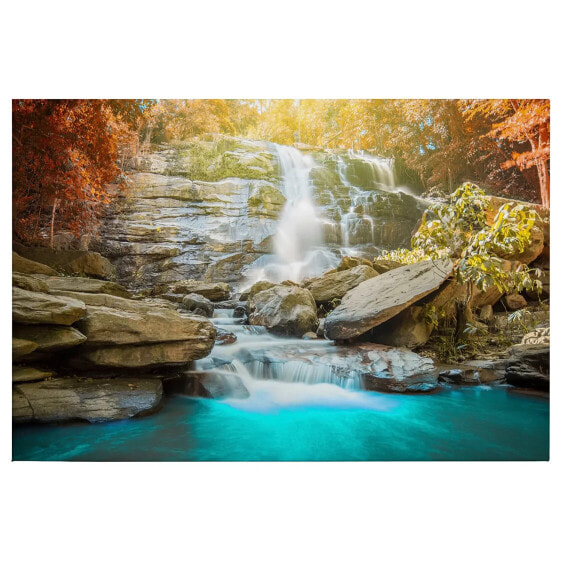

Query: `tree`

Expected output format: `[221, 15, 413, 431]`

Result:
[461, 99, 550, 207]
[12, 99, 135, 245]
[379, 183, 543, 341]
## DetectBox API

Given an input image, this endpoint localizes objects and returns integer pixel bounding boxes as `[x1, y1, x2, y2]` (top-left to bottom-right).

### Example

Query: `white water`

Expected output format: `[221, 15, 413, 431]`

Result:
[245, 144, 339, 284]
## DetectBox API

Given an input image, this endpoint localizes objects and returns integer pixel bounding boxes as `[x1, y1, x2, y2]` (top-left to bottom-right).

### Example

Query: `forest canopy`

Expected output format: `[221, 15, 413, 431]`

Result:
[12, 99, 550, 245]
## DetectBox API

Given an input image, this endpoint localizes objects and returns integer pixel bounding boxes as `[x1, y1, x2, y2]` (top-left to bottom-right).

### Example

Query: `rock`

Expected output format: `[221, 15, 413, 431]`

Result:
[371, 259, 404, 275]
[48, 290, 174, 311]
[13, 245, 114, 279]
[302, 332, 318, 340]
[504, 293, 527, 311]
[438, 366, 504, 385]
[367, 305, 433, 348]
[13, 366, 54, 383]
[233, 304, 246, 318]
[325, 259, 453, 340]
[316, 318, 325, 338]
[181, 294, 214, 317]
[215, 328, 237, 345]
[521, 328, 550, 345]
[12, 252, 57, 275]
[75, 304, 216, 347]
[505, 344, 549, 390]
[12, 287, 87, 326]
[247, 280, 277, 300]
[12, 378, 163, 423]
[43, 277, 131, 298]
[361, 346, 438, 392]
[304, 265, 378, 304]
[12, 325, 87, 353]
[479, 304, 494, 322]
[248, 183, 286, 217]
[77, 339, 214, 369]
[170, 280, 230, 301]
[163, 371, 249, 399]
[248, 285, 318, 337]
[12, 272, 50, 293]
[13, 338, 38, 359]
[336, 256, 373, 271]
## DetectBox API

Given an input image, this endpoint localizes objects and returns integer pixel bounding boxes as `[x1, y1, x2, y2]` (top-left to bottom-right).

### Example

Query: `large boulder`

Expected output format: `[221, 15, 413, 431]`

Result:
[12, 325, 87, 353]
[505, 344, 549, 390]
[12, 287, 86, 326]
[304, 265, 378, 304]
[43, 277, 130, 298]
[170, 280, 230, 301]
[12, 378, 163, 423]
[325, 259, 453, 340]
[13, 245, 114, 279]
[248, 285, 318, 337]
[12, 252, 57, 276]
[367, 305, 433, 348]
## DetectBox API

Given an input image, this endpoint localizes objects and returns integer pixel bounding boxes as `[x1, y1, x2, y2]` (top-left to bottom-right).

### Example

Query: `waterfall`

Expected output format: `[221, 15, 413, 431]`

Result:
[245, 144, 339, 284]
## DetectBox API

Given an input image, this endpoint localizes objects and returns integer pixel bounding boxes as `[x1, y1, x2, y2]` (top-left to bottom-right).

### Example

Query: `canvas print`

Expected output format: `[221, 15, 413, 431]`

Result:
[12, 99, 549, 461]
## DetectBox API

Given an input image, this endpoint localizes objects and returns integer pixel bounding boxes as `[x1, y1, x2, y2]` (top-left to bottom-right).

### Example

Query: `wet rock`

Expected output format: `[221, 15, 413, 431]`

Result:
[302, 332, 318, 340]
[170, 280, 230, 301]
[13, 338, 38, 359]
[215, 328, 237, 345]
[12, 378, 163, 423]
[248, 285, 318, 337]
[233, 304, 246, 318]
[248, 183, 286, 217]
[163, 371, 249, 399]
[181, 293, 214, 317]
[12, 325, 87, 353]
[247, 280, 277, 300]
[13, 252, 57, 276]
[438, 366, 504, 385]
[505, 344, 549, 390]
[325, 259, 453, 340]
[12, 272, 50, 293]
[504, 293, 527, 311]
[13, 366, 54, 383]
[13, 287, 87, 326]
[304, 265, 378, 304]
[43, 277, 131, 298]
[360, 346, 438, 393]
[316, 318, 325, 338]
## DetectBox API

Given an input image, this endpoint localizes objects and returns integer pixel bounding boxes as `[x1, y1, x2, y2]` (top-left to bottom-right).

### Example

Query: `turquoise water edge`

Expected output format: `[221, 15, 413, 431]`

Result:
[12, 385, 549, 461]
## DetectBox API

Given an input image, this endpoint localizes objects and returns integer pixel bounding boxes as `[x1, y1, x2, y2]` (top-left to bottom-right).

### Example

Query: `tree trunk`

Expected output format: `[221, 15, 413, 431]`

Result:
[50, 198, 59, 249]
[538, 122, 550, 208]
[454, 281, 474, 342]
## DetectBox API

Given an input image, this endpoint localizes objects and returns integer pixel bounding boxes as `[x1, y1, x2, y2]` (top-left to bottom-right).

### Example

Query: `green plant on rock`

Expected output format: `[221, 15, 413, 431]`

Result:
[377, 183, 543, 342]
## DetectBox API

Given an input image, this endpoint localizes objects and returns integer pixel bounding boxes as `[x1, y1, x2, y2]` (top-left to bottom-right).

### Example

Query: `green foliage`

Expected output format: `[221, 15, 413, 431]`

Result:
[377, 182, 543, 296]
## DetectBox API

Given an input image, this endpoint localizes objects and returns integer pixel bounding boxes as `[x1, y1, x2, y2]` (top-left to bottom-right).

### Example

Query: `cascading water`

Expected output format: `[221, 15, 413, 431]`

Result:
[245, 144, 339, 284]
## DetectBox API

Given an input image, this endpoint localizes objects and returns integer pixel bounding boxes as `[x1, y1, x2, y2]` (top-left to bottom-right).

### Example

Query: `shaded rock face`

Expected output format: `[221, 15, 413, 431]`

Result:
[13, 244, 114, 279]
[163, 371, 249, 399]
[13, 366, 54, 383]
[12, 378, 163, 423]
[438, 366, 505, 385]
[505, 344, 549, 390]
[248, 285, 318, 337]
[13, 338, 38, 359]
[13, 325, 87, 352]
[324, 259, 453, 341]
[303, 265, 378, 304]
[13, 252, 57, 276]
[366, 305, 433, 348]
[12, 272, 50, 293]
